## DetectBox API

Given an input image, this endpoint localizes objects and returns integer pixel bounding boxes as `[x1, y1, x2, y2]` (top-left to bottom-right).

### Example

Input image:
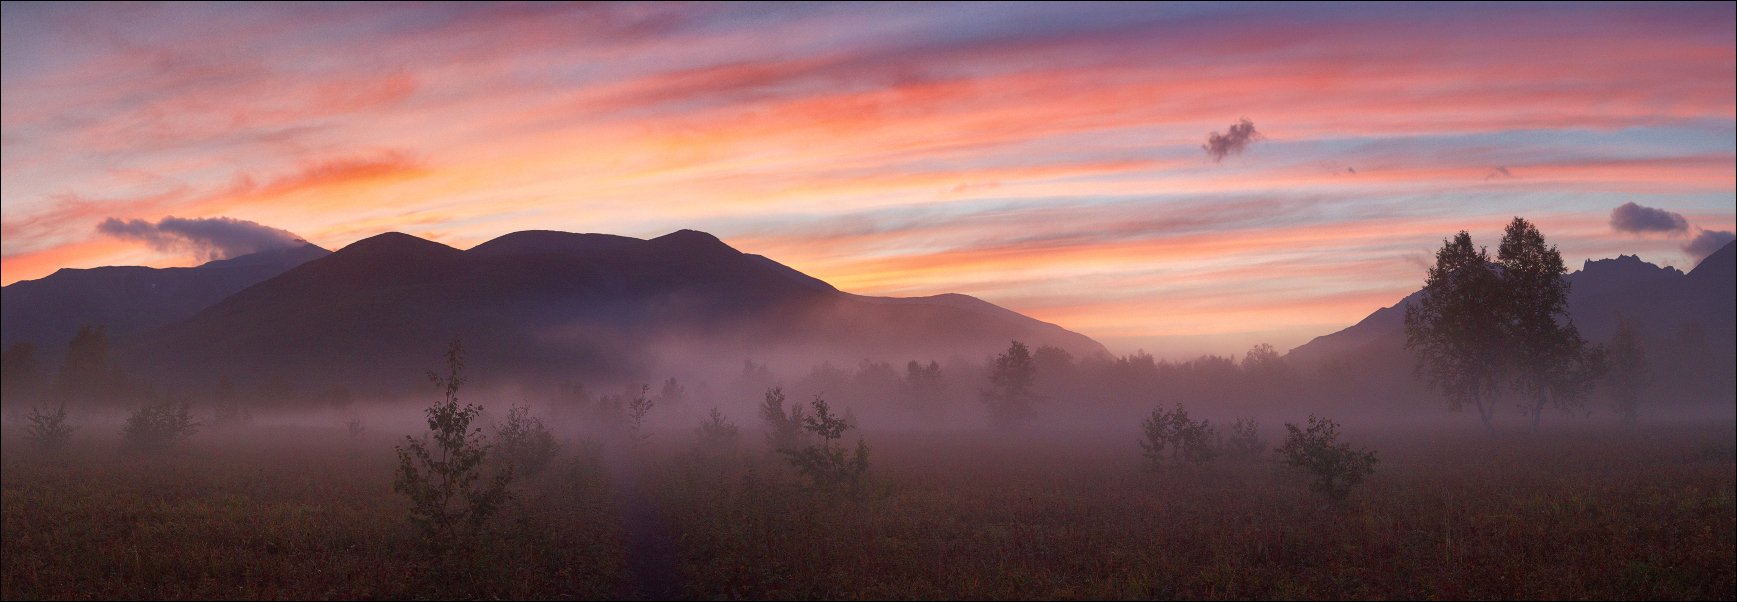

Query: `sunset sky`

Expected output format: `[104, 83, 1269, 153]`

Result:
[3, 2, 1733, 358]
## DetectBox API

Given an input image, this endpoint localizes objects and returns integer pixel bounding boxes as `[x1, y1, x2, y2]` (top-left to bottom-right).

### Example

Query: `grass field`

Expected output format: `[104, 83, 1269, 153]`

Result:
[3, 417, 1732, 600]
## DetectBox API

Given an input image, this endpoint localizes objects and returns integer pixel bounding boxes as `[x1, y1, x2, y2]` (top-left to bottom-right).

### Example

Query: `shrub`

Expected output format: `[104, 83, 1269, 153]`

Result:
[393, 341, 513, 551]
[1224, 417, 1265, 460]
[1139, 403, 1218, 469]
[122, 399, 199, 451]
[1277, 415, 1378, 503]
[346, 416, 367, 438]
[24, 401, 75, 450]
[779, 396, 870, 492]
[759, 387, 807, 452]
[495, 404, 559, 477]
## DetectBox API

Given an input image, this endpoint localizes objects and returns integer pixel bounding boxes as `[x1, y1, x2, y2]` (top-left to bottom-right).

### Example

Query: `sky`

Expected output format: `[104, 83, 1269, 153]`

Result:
[2, 2, 1733, 359]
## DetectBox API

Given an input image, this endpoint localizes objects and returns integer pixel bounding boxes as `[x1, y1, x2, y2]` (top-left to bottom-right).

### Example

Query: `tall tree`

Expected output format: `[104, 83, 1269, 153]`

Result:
[982, 340, 1038, 429]
[1404, 232, 1507, 428]
[1497, 217, 1601, 431]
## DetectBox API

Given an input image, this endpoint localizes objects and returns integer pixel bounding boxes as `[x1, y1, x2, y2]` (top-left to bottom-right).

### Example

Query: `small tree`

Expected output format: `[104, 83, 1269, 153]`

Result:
[982, 340, 1039, 430]
[1277, 415, 1378, 503]
[779, 396, 870, 492]
[495, 404, 559, 477]
[695, 407, 740, 457]
[347, 416, 368, 438]
[657, 377, 686, 407]
[393, 341, 513, 552]
[122, 399, 199, 451]
[624, 384, 653, 444]
[759, 387, 806, 452]
[1223, 417, 1264, 460]
[1139, 403, 1218, 470]
[24, 401, 75, 450]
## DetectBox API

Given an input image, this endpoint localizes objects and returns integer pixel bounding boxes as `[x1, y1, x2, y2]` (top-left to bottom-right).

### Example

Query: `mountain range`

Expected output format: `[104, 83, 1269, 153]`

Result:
[3, 230, 1730, 404]
[2, 229, 1104, 397]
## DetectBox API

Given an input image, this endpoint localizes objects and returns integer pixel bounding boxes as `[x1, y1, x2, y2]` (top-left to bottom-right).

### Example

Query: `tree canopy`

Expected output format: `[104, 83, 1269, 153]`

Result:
[1404, 218, 1602, 430]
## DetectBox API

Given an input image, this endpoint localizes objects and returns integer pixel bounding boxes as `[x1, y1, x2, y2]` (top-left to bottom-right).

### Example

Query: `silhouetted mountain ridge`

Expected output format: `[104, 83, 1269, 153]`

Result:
[1287, 241, 1735, 405]
[1, 243, 330, 356]
[109, 229, 1105, 397]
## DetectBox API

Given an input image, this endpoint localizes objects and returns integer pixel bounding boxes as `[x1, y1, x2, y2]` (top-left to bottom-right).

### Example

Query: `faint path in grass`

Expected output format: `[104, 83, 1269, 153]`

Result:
[608, 451, 685, 601]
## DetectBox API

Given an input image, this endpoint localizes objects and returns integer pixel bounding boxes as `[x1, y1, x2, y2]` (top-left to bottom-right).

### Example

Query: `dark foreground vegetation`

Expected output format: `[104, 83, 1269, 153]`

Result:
[4, 416, 1731, 600]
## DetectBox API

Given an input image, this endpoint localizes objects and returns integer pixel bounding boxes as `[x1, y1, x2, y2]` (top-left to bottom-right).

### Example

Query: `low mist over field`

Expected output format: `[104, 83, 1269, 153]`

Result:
[3, 2, 1733, 600]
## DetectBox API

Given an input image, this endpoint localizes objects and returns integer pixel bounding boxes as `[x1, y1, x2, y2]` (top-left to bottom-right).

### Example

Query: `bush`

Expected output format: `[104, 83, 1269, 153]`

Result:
[24, 401, 75, 450]
[346, 416, 367, 438]
[393, 341, 513, 551]
[1139, 403, 1218, 469]
[1224, 417, 1265, 460]
[1277, 415, 1378, 503]
[122, 399, 199, 451]
[779, 396, 870, 492]
[495, 404, 559, 477]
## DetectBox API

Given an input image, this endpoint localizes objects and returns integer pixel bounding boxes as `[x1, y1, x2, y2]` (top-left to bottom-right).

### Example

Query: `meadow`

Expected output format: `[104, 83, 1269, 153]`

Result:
[3, 416, 1732, 600]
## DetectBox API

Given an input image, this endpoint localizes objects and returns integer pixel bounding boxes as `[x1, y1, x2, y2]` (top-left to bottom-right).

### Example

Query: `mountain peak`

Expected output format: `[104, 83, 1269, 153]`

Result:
[648, 229, 738, 254]
[469, 230, 641, 257]
[1580, 253, 1682, 278]
[339, 232, 460, 256]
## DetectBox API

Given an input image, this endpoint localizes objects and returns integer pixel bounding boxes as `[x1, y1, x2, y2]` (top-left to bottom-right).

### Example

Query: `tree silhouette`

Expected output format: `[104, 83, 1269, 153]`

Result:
[1498, 217, 1601, 431]
[1404, 232, 1507, 428]
[982, 340, 1038, 429]
[1405, 219, 1603, 431]
[393, 340, 513, 552]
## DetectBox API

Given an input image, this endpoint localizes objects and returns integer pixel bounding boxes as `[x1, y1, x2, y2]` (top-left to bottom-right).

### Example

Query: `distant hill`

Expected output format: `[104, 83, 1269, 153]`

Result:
[0, 243, 331, 356]
[114, 229, 1106, 396]
[1287, 241, 1736, 404]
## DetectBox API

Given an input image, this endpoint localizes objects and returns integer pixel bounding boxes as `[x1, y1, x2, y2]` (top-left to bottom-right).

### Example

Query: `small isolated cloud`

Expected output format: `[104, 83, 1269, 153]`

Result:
[1683, 229, 1734, 264]
[1202, 118, 1262, 162]
[1484, 166, 1513, 180]
[1609, 202, 1689, 234]
[97, 216, 304, 262]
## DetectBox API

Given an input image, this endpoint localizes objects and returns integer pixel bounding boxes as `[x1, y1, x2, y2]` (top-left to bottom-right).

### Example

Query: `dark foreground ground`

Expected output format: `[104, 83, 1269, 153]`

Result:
[3, 417, 1732, 600]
